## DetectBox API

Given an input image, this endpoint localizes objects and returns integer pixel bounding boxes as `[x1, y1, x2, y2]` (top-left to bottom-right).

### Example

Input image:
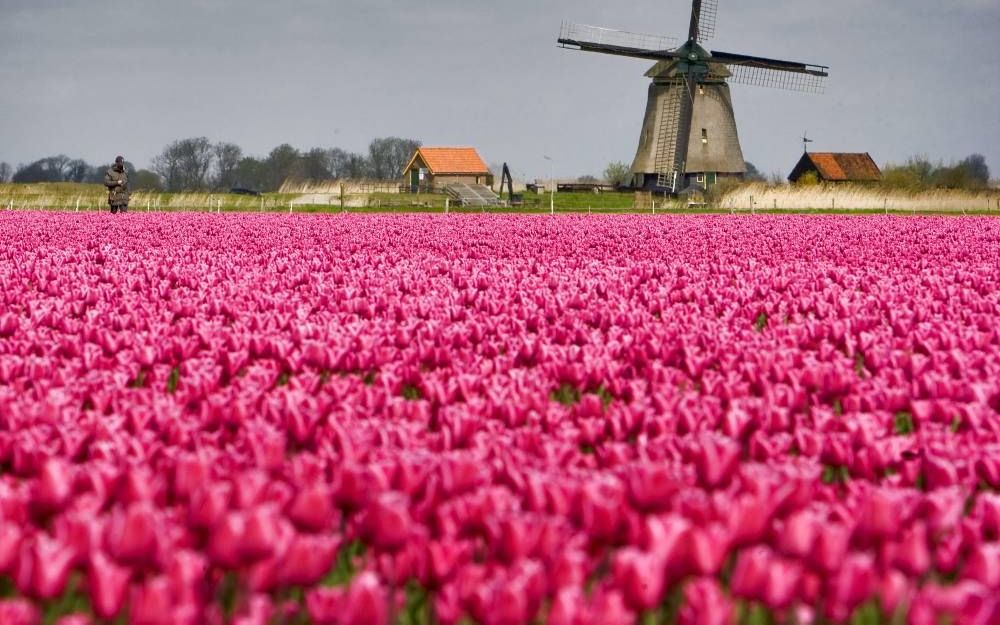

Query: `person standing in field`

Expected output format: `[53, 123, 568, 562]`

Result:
[104, 156, 129, 214]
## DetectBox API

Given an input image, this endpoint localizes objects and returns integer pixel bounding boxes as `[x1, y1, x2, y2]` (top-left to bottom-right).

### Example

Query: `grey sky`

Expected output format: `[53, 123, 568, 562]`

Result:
[1, 0, 998, 180]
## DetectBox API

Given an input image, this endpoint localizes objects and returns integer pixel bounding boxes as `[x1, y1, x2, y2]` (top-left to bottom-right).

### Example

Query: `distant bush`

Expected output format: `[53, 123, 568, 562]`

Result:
[795, 171, 820, 186]
[882, 154, 990, 192]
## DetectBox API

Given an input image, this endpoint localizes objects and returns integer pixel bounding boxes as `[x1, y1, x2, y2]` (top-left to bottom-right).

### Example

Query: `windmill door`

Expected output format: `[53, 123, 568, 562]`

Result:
[410, 169, 420, 193]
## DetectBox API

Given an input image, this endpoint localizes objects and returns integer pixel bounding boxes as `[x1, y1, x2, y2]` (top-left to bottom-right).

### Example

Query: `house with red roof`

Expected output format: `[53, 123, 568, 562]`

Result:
[402, 147, 493, 192]
[788, 152, 882, 184]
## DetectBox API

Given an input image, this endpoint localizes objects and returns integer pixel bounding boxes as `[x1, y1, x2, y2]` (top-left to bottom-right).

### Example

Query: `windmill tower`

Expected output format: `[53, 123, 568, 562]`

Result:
[558, 0, 828, 193]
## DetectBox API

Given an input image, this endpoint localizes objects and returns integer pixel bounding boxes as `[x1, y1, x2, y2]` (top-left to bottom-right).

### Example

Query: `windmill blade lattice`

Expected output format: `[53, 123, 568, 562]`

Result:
[559, 23, 679, 57]
[695, 0, 718, 42]
[722, 64, 827, 94]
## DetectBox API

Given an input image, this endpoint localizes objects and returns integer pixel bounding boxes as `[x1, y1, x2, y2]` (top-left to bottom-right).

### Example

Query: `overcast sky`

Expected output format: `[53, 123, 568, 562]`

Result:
[1, 0, 998, 180]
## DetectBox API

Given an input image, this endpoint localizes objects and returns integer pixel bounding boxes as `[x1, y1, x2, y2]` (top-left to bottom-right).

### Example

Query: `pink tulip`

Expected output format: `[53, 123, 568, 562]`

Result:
[823, 553, 875, 623]
[548, 588, 588, 625]
[104, 502, 160, 567]
[364, 492, 413, 552]
[0, 523, 24, 574]
[963, 543, 1000, 588]
[32, 458, 73, 513]
[810, 521, 852, 572]
[730, 546, 772, 603]
[692, 435, 741, 489]
[278, 532, 341, 586]
[88, 551, 131, 620]
[29, 534, 76, 599]
[0, 599, 40, 625]
[612, 548, 665, 611]
[679, 578, 734, 625]
[287, 484, 336, 532]
[625, 463, 682, 512]
[777, 509, 819, 557]
[129, 576, 175, 625]
[340, 572, 390, 625]
[588, 588, 635, 625]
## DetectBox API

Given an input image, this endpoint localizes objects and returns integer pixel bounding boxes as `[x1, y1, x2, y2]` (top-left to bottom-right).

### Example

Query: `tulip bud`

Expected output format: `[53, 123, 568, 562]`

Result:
[0, 598, 40, 625]
[679, 578, 734, 625]
[88, 551, 131, 620]
[32, 458, 73, 513]
[30, 535, 76, 600]
[364, 492, 413, 552]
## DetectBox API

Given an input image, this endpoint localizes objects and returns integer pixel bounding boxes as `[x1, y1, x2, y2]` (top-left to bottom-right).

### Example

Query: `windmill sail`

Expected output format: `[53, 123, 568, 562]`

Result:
[558, 23, 679, 60]
[694, 0, 718, 42]
[710, 50, 828, 93]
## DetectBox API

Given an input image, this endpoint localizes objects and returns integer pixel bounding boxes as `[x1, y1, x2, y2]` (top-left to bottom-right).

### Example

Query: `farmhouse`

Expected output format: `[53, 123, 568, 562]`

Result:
[402, 147, 493, 193]
[788, 152, 882, 184]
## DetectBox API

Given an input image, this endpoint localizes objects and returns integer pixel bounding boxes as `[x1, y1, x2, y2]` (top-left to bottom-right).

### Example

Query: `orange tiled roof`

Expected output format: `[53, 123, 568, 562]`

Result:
[807, 153, 882, 182]
[407, 147, 490, 175]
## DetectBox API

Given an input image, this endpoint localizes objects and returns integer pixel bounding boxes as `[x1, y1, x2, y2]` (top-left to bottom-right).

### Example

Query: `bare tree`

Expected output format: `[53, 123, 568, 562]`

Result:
[65, 159, 91, 183]
[603, 161, 631, 187]
[301, 148, 332, 180]
[213, 142, 243, 190]
[265, 144, 303, 191]
[0, 162, 11, 183]
[368, 137, 420, 180]
[327, 148, 369, 179]
[152, 137, 214, 191]
[12, 155, 74, 183]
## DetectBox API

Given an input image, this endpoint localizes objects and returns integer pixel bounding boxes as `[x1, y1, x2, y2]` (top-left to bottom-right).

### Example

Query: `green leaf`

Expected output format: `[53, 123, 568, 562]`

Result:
[854, 351, 867, 377]
[551, 383, 581, 407]
[822, 464, 850, 485]
[401, 384, 423, 401]
[754, 312, 769, 333]
[324, 540, 367, 587]
[894, 411, 915, 435]
[41, 574, 94, 625]
[397, 582, 432, 625]
[166, 366, 181, 394]
[128, 368, 148, 389]
[849, 599, 883, 625]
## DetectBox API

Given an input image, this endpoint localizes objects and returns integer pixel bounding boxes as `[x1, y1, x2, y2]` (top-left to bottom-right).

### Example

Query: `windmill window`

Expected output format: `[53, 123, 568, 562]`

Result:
[698, 85, 705, 96]
[701, 128, 709, 144]
[697, 174, 705, 183]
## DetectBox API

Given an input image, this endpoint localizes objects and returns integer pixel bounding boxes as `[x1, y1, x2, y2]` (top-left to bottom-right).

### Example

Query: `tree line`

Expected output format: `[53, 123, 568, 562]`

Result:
[881, 154, 991, 191]
[1, 137, 422, 193]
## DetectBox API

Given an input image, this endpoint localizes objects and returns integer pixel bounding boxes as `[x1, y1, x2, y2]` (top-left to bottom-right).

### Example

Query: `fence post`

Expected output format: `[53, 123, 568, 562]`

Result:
[289, 200, 293, 214]
[445, 198, 449, 214]
[884, 198, 888, 215]
[340, 184, 345, 213]
[147, 198, 151, 212]
[75, 198, 80, 213]
[260, 196, 264, 212]
[832, 197, 835, 211]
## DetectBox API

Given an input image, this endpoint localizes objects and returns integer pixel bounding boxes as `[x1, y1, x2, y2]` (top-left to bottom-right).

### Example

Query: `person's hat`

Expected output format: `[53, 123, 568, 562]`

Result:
[115, 156, 125, 164]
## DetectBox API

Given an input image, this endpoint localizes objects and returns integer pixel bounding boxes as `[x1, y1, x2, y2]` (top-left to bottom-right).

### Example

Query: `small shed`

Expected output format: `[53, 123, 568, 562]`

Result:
[788, 152, 882, 184]
[402, 147, 493, 192]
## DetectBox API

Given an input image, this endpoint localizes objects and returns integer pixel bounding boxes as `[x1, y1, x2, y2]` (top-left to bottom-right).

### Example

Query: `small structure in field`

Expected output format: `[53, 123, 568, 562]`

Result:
[402, 147, 493, 193]
[788, 152, 882, 184]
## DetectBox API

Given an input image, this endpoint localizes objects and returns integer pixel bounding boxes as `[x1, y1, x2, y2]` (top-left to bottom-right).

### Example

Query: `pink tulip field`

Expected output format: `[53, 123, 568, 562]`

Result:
[0, 212, 999, 625]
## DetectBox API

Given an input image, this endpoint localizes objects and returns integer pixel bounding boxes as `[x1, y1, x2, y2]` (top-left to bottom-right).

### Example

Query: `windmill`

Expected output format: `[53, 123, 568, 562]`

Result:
[558, 1, 828, 193]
